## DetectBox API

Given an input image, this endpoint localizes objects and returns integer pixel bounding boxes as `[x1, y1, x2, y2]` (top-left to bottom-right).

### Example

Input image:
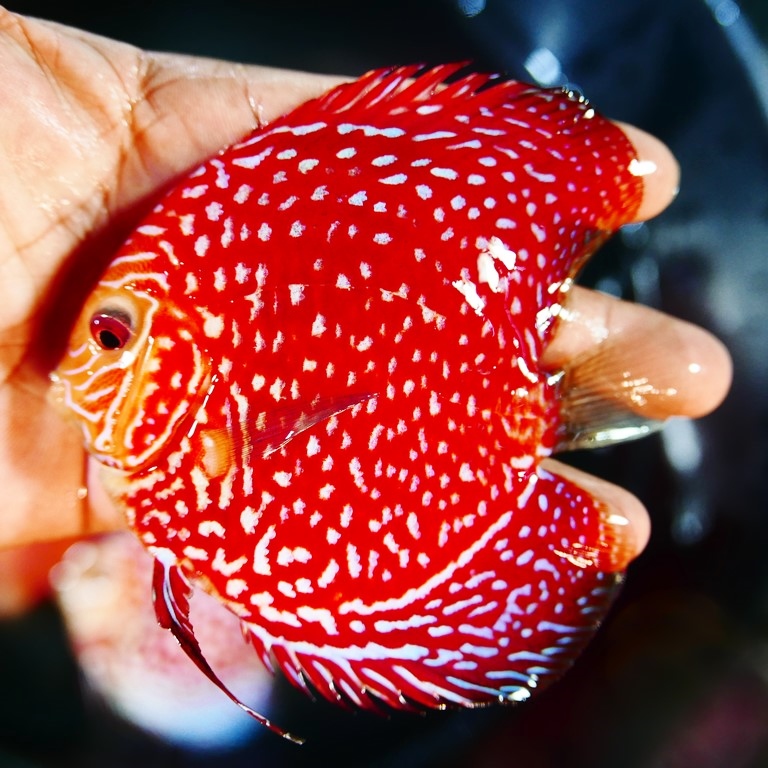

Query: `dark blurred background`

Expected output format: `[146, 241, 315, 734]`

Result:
[1, 1, 767, 766]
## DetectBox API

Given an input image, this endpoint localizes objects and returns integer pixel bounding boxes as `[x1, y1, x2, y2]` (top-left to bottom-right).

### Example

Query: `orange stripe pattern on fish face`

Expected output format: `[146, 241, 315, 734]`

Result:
[54, 66, 642, 719]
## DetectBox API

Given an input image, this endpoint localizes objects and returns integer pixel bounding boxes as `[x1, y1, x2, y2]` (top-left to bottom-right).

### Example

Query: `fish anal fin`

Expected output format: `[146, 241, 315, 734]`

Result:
[151, 557, 304, 745]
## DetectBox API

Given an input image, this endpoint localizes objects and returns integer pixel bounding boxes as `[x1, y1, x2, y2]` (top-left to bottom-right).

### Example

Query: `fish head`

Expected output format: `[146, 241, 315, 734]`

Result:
[50, 251, 212, 472]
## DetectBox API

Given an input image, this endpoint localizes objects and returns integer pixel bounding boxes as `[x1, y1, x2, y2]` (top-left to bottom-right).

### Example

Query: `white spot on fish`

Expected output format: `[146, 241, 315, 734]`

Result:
[380, 173, 408, 185]
[312, 313, 326, 336]
[282, 121, 327, 136]
[299, 158, 320, 173]
[184, 546, 209, 561]
[269, 378, 285, 401]
[253, 524, 276, 574]
[179, 214, 195, 235]
[205, 201, 223, 221]
[221, 217, 234, 248]
[338, 123, 405, 138]
[273, 471, 292, 488]
[413, 130, 457, 141]
[431, 167, 459, 180]
[194, 235, 209, 256]
[235, 263, 251, 283]
[137, 224, 166, 236]
[317, 559, 340, 589]
[198, 520, 226, 537]
[183, 184, 208, 199]
[452, 272, 486, 316]
[203, 313, 225, 338]
[232, 146, 274, 169]
[531, 223, 546, 243]
[276, 546, 311, 566]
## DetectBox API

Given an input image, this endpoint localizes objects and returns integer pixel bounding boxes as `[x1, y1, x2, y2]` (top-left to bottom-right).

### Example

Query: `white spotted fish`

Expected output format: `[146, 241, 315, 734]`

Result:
[51, 64, 645, 742]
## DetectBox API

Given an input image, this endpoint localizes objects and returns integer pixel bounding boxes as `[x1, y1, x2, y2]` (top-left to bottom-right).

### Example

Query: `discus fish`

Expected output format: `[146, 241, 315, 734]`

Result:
[51, 64, 645, 743]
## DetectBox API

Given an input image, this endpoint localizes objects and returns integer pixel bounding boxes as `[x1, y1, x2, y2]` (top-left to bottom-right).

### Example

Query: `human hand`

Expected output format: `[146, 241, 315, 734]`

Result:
[0, 9, 730, 558]
[0, 9, 344, 549]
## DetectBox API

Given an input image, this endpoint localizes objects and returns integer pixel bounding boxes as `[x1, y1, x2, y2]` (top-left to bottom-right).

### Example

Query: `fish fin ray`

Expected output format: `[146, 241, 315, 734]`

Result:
[151, 558, 304, 745]
[309, 63, 518, 121]
[554, 373, 666, 449]
[278, 63, 603, 135]
[551, 330, 669, 450]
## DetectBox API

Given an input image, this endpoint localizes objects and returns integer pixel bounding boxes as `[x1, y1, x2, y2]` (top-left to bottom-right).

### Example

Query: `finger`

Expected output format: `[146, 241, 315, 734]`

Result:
[541, 458, 651, 569]
[542, 286, 732, 421]
[618, 123, 680, 222]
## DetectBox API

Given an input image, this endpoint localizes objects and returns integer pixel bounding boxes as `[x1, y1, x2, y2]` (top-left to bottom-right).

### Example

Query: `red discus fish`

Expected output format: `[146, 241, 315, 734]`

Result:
[51, 64, 644, 742]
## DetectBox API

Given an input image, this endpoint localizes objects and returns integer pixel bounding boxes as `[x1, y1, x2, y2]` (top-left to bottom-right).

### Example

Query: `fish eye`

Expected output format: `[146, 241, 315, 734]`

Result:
[90, 310, 134, 351]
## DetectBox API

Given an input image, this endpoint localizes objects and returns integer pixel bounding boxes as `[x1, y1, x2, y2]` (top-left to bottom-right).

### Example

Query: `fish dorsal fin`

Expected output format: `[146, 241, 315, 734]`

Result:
[268, 63, 641, 241]
[315, 62, 473, 113]
[151, 556, 304, 744]
[283, 63, 587, 132]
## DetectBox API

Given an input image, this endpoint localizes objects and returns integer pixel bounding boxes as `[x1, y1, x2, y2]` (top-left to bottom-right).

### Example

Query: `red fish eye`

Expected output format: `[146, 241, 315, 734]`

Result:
[90, 311, 133, 351]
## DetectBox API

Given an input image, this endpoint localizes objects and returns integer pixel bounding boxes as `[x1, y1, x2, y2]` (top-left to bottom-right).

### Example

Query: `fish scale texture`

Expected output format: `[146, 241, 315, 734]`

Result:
[54, 65, 642, 714]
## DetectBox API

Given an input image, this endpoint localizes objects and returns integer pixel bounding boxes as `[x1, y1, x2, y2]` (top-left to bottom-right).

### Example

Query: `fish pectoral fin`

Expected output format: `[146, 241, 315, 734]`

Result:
[554, 378, 666, 451]
[550, 328, 671, 451]
[251, 392, 374, 458]
[151, 557, 304, 745]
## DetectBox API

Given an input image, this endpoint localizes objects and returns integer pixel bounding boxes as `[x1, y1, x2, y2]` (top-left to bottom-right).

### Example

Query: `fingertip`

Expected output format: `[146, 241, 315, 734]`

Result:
[542, 459, 651, 571]
[546, 287, 733, 424]
[616, 122, 680, 222]
[674, 321, 733, 418]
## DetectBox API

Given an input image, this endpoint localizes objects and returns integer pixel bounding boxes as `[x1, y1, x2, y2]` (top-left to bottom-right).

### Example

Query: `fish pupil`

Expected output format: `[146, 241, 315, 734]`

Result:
[90, 312, 133, 351]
